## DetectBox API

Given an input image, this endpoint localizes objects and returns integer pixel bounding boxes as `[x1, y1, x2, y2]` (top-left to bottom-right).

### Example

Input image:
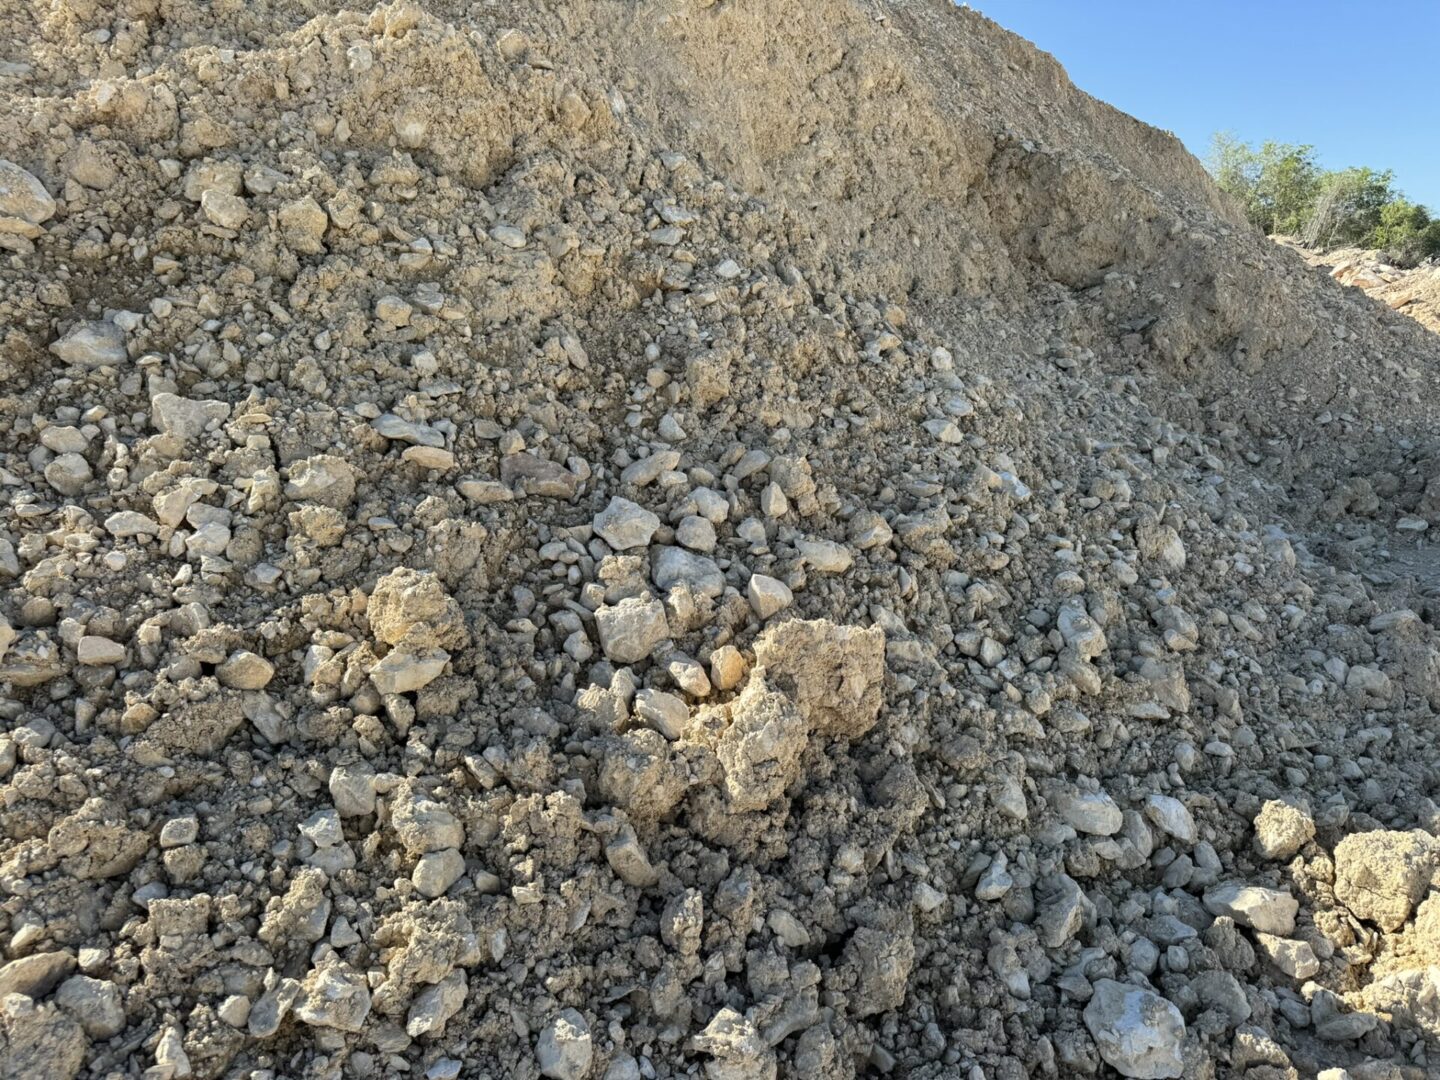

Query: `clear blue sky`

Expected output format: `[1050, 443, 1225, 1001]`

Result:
[969, 1, 1440, 209]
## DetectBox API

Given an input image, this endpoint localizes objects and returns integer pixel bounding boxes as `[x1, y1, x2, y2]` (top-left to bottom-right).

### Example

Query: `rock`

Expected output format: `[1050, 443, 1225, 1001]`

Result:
[407, 970, 468, 1038]
[709, 645, 746, 691]
[975, 854, 1013, 900]
[105, 510, 162, 538]
[746, 574, 793, 619]
[1203, 883, 1299, 935]
[692, 1007, 778, 1080]
[1053, 785, 1123, 836]
[278, 195, 328, 252]
[151, 392, 231, 439]
[675, 515, 717, 552]
[293, 961, 372, 1032]
[44, 453, 92, 496]
[285, 454, 357, 508]
[796, 537, 853, 573]
[0, 615, 14, 666]
[330, 764, 378, 817]
[373, 413, 443, 445]
[1144, 795, 1197, 844]
[634, 688, 689, 740]
[593, 496, 661, 550]
[76, 636, 125, 666]
[621, 450, 680, 487]
[1037, 873, 1095, 948]
[501, 452, 582, 498]
[0, 951, 75, 998]
[1254, 933, 1320, 980]
[490, 224, 527, 248]
[54, 975, 125, 1038]
[217, 650, 275, 690]
[0, 159, 57, 232]
[652, 546, 725, 599]
[752, 619, 885, 739]
[594, 597, 670, 663]
[413, 848, 466, 898]
[50, 321, 126, 368]
[1333, 829, 1438, 930]
[201, 189, 249, 229]
[402, 445, 456, 469]
[537, 1008, 593, 1080]
[605, 825, 659, 887]
[370, 646, 449, 694]
[1082, 979, 1186, 1079]
[1252, 798, 1315, 860]
[39, 426, 88, 454]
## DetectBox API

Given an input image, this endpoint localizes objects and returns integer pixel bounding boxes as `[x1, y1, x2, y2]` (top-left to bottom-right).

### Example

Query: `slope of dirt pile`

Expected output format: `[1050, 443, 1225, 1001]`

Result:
[2, 2, 1440, 1079]
[1281, 240, 1440, 337]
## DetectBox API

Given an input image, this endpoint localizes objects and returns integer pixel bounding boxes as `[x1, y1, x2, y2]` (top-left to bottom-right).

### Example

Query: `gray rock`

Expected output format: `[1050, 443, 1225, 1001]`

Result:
[1203, 883, 1298, 936]
[407, 970, 468, 1038]
[595, 597, 670, 663]
[1082, 979, 1185, 1079]
[747, 574, 793, 619]
[413, 848, 465, 898]
[293, 961, 371, 1032]
[50, 321, 127, 368]
[0, 951, 75, 998]
[621, 450, 680, 487]
[0, 159, 57, 229]
[652, 546, 724, 599]
[537, 1007, 593, 1079]
[1144, 795, 1197, 844]
[151, 392, 231, 440]
[634, 688, 689, 740]
[53, 973, 124, 1042]
[1053, 785, 1123, 835]
[593, 496, 660, 550]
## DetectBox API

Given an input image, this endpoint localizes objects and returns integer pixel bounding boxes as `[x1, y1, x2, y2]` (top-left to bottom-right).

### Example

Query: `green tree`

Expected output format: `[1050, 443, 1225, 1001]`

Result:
[1207, 133, 1321, 235]
[1370, 199, 1440, 266]
[1303, 166, 1395, 248]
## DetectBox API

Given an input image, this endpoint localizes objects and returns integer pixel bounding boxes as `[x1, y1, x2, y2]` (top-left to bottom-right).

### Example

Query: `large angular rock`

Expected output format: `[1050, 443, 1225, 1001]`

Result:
[1334, 829, 1438, 931]
[1083, 979, 1185, 1079]
[1203, 883, 1298, 936]
[537, 1008, 592, 1079]
[0, 159, 57, 232]
[594, 597, 670, 663]
[652, 545, 725, 600]
[50, 321, 127, 368]
[593, 496, 660, 551]
[367, 568, 468, 651]
[752, 618, 885, 739]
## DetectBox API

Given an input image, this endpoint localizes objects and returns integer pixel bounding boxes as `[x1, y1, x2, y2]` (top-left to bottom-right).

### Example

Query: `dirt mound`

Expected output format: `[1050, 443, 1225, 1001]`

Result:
[3, 2, 1440, 1078]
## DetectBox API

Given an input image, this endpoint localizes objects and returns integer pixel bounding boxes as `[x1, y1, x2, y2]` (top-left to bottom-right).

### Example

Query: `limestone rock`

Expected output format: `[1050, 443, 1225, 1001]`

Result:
[50, 321, 126, 368]
[537, 1008, 593, 1080]
[752, 619, 885, 739]
[1334, 829, 1438, 931]
[1083, 979, 1186, 1079]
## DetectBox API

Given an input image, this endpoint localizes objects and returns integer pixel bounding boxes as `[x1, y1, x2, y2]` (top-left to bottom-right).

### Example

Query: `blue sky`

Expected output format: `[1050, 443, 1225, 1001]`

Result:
[969, 2, 1440, 209]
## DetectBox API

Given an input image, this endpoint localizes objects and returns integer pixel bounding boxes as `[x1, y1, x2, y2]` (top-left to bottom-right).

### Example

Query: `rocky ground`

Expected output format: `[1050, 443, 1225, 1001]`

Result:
[1280, 240, 1440, 337]
[2, 2, 1440, 1078]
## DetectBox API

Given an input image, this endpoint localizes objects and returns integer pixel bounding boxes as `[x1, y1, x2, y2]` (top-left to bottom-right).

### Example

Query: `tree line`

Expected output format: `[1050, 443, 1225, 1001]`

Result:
[1207, 133, 1440, 267]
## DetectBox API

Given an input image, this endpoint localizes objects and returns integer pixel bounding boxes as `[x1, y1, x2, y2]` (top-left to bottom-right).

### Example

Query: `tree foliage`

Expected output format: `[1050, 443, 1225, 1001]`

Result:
[1206, 132, 1440, 266]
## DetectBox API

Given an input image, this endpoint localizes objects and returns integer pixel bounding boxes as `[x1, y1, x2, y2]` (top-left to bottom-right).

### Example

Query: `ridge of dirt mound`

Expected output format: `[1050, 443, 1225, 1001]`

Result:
[2, 2, 1440, 1078]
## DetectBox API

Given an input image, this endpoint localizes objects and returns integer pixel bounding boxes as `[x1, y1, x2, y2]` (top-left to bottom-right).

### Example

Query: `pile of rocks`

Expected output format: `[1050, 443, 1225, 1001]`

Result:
[1, 1, 1440, 1078]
